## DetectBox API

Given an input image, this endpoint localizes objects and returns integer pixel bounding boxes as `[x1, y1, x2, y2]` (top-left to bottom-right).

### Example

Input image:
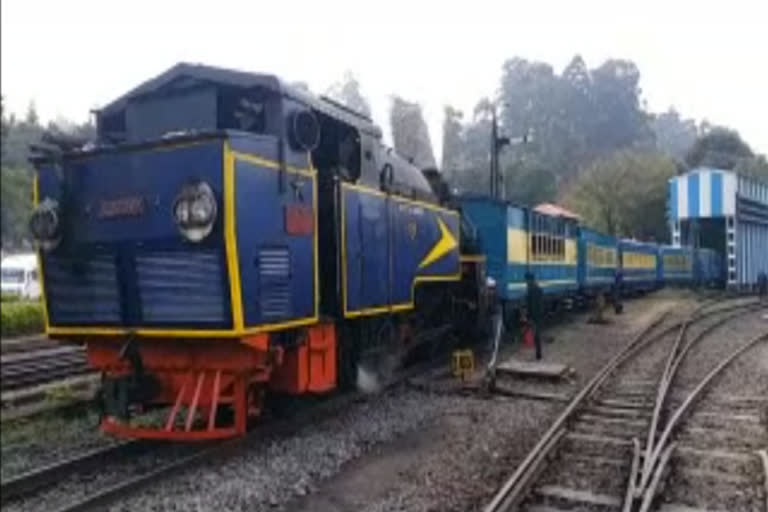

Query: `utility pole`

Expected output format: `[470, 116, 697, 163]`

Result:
[489, 105, 510, 200]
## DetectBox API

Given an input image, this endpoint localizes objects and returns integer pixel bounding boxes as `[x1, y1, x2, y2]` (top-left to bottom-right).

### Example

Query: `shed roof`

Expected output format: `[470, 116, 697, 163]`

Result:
[533, 203, 582, 221]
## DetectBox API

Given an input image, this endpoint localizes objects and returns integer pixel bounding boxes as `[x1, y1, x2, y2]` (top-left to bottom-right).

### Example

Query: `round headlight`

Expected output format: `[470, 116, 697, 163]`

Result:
[173, 182, 217, 242]
[29, 198, 62, 251]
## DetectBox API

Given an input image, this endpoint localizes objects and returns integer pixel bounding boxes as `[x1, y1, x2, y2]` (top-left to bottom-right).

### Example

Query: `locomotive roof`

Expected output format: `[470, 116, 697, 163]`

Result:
[98, 62, 383, 138]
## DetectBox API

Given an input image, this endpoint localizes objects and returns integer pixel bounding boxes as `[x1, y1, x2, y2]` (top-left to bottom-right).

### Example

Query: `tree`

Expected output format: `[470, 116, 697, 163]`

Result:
[325, 71, 372, 118]
[389, 96, 437, 169]
[1, 96, 8, 161]
[685, 127, 753, 170]
[563, 150, 677, 241]
[734, 154, 768, 181]
[1, 167, 34, 249]
[497, 56, 653, 187]
[440, 106, 465, 180]
[652, 108, 699, 159]
[24, 101, 39, 126]
[588, 60, 653, 154]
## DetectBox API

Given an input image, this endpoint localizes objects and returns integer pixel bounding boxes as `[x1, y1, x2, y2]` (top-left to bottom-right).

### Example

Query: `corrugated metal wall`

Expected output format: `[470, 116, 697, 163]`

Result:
[736, 221, 768, 287]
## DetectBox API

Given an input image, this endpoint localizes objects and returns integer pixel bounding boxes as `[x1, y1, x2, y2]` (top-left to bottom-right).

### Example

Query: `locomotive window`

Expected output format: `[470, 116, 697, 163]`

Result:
[218, 86, 270, 134]
[311, 112, 361, 183]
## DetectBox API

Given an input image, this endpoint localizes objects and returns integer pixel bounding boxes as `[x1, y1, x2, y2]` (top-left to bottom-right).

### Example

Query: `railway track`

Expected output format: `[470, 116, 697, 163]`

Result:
[0, 353, 447, 512]
[1, 345, 90, 392]
[484, 298, 767, 512]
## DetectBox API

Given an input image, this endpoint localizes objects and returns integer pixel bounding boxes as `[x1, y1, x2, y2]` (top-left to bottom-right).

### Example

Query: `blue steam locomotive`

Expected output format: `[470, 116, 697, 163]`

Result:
[28, 63, 489, 441]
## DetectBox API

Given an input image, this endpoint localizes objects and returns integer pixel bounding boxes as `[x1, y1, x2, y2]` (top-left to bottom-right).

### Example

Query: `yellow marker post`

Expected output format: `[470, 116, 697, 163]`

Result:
[452, 349, 475, 382]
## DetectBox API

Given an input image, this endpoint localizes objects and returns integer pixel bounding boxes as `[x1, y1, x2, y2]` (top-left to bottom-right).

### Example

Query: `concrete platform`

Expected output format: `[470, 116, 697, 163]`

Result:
[496, 358, 570, 379]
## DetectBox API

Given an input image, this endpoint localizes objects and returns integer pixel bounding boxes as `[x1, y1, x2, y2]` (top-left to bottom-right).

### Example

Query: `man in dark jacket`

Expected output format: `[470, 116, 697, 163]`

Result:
[613, 270, 624, 314]
[525, 272, 544, 360]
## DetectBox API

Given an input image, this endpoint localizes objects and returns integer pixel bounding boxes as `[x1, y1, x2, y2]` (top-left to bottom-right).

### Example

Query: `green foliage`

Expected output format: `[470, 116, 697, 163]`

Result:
[1, 167, 34, 249]
[685, 127, 753, 170]
[563, 150, 677, 241]
[652, 109, 700, 159]
[443, 55, 660, 206]
[734, 155, 768, 181]
[1, 300, 44, 337]
[2, 98, 96, 250]
[2, 292, 22, 303]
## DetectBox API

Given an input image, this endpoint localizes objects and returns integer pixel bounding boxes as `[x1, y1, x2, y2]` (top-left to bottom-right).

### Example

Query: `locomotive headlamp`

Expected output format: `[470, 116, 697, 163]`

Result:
[29, 198, 62, 251]
[172, 181, 217, 242]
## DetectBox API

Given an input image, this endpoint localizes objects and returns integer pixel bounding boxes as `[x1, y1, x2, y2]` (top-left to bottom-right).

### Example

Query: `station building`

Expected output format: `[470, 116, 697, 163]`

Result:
[668, 168, 768, 289]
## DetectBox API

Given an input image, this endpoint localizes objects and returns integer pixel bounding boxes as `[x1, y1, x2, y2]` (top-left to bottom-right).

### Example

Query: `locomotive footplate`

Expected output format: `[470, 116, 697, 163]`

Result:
[87, 336, 274, 441]
[99, 338, 158, 421]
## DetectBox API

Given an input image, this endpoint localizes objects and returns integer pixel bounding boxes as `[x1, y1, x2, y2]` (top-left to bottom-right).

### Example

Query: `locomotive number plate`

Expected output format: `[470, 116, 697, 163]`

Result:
[98, 196, 145, 219]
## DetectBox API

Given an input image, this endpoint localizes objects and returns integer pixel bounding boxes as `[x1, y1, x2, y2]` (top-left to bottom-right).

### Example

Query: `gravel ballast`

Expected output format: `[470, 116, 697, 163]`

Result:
[6, 291, 761, 512]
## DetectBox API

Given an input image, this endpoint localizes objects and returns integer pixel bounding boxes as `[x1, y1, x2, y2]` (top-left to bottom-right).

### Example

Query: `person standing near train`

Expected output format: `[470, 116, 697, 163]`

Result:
[525, 272, 544, 360]
[613, 268, 624, 314]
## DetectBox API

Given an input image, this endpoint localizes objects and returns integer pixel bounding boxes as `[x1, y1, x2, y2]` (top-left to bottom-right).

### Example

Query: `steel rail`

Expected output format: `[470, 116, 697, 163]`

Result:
[28, 353, 445, 512]
[756, 449, 768, 512]
[0, 441, 141, 503]
[637, 303, 765, 491]
[634, 330, 768, 511]
[483, 310, 669, 512]
[484, 296, 760, 512]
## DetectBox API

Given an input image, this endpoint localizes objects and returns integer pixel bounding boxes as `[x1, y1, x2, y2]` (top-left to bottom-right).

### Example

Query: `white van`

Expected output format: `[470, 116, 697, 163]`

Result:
[1, 253, 41, 300]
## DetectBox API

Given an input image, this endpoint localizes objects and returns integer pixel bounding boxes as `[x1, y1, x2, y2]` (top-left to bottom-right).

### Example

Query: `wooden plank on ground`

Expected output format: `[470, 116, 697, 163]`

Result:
[496, 359, 569, 379]
[534, 485, 621, 507]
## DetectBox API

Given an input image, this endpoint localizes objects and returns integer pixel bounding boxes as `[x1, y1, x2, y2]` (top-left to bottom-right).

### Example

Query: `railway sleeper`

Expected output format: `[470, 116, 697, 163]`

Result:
[592, 397, 655, 410]
[561, 432, 633, 460]
[582, 404, 653, 420]
[663, 469, 765, 512]
[671, 448, 763, 477]
[569, 416, 648, 439]
[674, 425, 767, 451]
[539, 455, 629, 498]
[525, 484, 622, 512]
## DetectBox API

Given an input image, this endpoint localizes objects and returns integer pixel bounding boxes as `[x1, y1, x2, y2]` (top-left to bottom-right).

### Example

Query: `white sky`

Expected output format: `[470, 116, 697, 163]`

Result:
[2, 0, 767, 162]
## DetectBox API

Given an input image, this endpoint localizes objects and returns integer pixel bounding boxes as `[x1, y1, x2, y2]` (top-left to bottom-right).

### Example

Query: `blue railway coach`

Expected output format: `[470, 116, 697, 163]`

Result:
[460, 197, 579, 304]
[618, 239, 660, 292]
[577, 227, 618, 295]
[659, 245, 694, 285]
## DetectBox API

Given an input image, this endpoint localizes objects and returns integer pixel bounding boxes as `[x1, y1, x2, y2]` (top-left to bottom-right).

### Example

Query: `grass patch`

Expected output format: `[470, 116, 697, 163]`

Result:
[1, 300, 44, 336]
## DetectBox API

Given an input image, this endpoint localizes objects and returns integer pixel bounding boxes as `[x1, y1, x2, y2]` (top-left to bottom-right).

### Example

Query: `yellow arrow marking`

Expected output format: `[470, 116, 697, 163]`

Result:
[418, 217, 458, 269]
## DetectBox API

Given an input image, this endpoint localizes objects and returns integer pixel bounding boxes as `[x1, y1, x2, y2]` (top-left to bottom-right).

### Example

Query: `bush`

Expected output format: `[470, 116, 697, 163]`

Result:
[1, 293, 22, 303]
[1, 301, 44, 337]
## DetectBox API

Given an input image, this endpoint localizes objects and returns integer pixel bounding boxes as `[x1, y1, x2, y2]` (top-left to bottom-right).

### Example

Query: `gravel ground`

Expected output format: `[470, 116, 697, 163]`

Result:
[674, 305, 768, 396]
[107, 389, 547, 512]
[5, 290, 748, 512]
[0, 406, 114, 480]
[661, 305, 768, 512]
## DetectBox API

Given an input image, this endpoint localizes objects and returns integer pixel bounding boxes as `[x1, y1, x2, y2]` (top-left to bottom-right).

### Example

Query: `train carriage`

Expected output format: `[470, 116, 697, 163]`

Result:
[459, 198, 579, 314]
[577, 227, 618, 295]
[659, 245, 694, 285]
[618, 239, 660, 293]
